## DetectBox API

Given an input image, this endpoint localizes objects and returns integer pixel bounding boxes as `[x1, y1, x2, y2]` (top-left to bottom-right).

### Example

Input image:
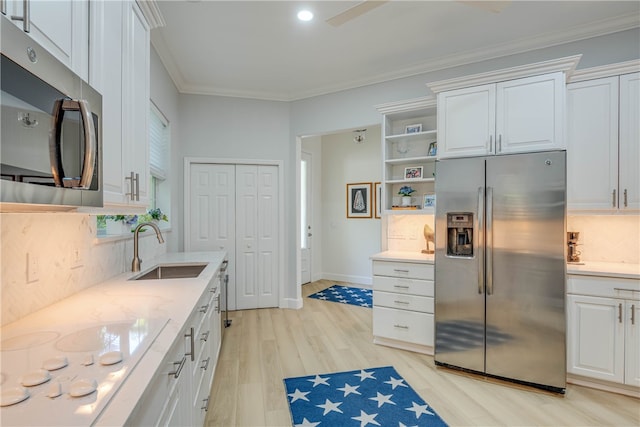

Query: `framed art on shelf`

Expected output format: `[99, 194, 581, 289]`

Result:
[428, 141, 437, 157]
[346, 182, 372, 218]
[405, 124, 422, 134]
[404, 166, 423, 180]
[374, 182, 382, 219]
[423, 194, 436, 209]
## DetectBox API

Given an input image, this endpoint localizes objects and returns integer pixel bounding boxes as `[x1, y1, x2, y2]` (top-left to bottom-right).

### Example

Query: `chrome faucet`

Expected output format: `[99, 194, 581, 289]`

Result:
[132, 222, 165, 272]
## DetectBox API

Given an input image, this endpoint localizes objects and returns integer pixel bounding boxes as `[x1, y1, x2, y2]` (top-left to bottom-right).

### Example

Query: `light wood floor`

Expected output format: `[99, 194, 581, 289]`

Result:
[205, 279, 640, 426]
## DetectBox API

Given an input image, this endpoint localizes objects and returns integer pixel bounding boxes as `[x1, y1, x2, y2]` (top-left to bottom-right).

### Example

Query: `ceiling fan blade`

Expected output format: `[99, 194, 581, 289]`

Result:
[457, 1, 511, 13]
[326, 1, 389, 27]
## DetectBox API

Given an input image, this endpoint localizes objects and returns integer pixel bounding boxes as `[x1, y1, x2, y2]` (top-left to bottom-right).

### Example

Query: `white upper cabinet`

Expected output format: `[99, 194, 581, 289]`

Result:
[619, 72, 640, 211]
[567, 67, 639, 212]
[90, 0, 153, 209]
[436, 72, 564, 158]
[437, 84, 495, 158]
[428, 56, 581, 159]
[2, 0, 89, 80]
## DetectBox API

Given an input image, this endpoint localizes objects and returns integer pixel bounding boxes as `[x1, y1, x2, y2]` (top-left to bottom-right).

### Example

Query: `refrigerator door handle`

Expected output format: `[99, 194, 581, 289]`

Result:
[477, 186, 484, 294]
[486, 186, 494, 295]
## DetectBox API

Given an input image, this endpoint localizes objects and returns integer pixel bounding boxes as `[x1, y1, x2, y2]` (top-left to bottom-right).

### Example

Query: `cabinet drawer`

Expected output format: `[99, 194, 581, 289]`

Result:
[568, 275, 640, 300]
[373, 275, 433, 297]
[372, 306, 433, 347]
[373, 291, 433, 313]
[373, 261, 434, 280]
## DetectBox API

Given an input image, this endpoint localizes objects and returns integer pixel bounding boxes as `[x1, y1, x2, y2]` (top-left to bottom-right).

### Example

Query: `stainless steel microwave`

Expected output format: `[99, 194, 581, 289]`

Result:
[0, 18, 102, 211]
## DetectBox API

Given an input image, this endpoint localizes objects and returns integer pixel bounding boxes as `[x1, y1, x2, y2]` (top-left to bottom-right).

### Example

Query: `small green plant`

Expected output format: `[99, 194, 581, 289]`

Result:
[398, 186, 415, 196]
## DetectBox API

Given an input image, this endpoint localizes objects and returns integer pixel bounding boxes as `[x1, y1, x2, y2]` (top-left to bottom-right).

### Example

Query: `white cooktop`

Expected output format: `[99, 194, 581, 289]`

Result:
[0, 317, 168, 426]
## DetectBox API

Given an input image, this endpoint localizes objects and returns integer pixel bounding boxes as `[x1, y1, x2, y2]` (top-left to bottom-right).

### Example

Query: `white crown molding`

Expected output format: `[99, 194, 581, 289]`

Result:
[136, 0, 165, 29]
[569, 59, 640, 83]
[374, 96, 436, 115]
[426, 55, 582, 94]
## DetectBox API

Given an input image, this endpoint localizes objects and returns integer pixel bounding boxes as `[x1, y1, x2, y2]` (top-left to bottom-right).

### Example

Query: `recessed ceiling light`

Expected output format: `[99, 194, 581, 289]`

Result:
[297, 10, 313, 22]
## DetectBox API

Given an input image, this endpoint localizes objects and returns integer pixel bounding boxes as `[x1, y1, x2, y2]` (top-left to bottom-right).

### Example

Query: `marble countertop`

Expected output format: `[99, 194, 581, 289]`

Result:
[567, 261, 640, 280]
[370, 251, 638, 280]
[370, 251, 434, 264]
[0, 251, 226, 427]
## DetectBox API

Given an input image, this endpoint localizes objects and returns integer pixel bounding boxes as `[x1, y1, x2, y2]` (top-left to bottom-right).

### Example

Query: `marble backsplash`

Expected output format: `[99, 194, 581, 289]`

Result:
[567, 215, 639, 264]
[387, 214, 639, 264]
[1, 213, 168, 326]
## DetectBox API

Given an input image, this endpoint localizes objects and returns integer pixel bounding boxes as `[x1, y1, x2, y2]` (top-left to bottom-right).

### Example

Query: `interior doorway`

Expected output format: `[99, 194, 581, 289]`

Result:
[300, 151, 312, 285]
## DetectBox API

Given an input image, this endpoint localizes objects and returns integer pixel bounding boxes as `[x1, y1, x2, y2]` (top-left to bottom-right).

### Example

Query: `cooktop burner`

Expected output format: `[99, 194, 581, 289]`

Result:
[0, 317, 169, 426]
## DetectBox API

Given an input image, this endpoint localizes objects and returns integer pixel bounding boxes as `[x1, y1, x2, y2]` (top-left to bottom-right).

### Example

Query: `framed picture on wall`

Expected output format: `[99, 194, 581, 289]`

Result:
[374, 182, 382, 219]
[347, 182, 372, 218]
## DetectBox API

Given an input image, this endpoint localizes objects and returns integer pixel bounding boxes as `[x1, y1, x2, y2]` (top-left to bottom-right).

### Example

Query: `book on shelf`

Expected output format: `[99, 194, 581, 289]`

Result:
[391, 206, 420, 210]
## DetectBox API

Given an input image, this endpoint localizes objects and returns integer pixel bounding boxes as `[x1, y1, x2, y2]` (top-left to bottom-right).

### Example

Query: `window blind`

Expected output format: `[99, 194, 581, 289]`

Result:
[149, 105, 169, 180]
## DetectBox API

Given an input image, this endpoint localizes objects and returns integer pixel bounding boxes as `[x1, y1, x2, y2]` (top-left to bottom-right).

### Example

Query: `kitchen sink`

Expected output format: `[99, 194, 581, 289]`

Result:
[131, 263, 208, 280]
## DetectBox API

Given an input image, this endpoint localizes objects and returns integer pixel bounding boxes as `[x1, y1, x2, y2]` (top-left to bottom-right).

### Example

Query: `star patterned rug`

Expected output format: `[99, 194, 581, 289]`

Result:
[307, 285, 372, 308]
[284, 366, 448, 427]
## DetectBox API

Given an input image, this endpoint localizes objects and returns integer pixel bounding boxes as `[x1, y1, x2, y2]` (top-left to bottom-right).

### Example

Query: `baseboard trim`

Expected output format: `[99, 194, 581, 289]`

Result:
[281, 297, 303, 310]
[322, 273, 372, 286]
[373, 336, 434, 356]
[567, 375, 640, 398]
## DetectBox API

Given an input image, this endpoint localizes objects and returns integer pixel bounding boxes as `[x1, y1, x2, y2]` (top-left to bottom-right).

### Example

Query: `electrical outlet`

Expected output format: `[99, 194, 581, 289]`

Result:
[27, 253, 39, 283]
[70, 247, 83, 269]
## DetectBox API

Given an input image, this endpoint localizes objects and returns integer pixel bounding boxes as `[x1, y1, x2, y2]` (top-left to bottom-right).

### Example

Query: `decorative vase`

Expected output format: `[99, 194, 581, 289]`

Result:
[401, 196, 412, 206]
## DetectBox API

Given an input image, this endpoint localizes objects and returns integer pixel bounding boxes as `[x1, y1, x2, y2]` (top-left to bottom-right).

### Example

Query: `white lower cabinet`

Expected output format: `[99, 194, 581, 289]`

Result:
[372, 260, 434, 354]
[128, 266, 223, 426]
[567, 275, 640, 390]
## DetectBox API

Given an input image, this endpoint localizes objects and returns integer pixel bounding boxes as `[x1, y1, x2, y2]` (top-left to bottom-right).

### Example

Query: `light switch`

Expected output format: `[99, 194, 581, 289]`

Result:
[70, 247, 83, 269]
[27, 253, 39, 283]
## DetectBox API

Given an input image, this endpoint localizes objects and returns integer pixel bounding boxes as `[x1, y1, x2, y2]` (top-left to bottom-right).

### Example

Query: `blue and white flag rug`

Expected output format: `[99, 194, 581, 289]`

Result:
[284, 366, 448, 427]
[307, 285, 372, 308]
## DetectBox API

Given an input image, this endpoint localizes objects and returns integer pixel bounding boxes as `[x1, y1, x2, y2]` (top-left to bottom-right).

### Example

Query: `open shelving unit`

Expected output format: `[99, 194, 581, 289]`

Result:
[376, 97, 437, 215]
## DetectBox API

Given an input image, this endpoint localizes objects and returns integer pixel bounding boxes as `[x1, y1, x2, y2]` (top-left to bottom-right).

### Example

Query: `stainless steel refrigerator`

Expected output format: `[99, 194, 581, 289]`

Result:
[434, 150, 566, 393]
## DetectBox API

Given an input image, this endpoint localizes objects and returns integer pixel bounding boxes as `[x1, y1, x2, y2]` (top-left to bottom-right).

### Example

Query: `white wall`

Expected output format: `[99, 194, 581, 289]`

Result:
[320, 127, 382, 285]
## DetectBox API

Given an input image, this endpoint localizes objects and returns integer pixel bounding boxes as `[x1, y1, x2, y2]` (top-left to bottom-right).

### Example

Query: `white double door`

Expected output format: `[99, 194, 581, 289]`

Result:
[188, 163, 279, 310]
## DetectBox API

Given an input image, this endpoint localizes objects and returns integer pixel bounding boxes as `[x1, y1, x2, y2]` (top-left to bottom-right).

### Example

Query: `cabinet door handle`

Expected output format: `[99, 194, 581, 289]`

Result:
[498, 134, 502, 152]
[125, 172, 140, 201]
[185, 327, 195, 361]
[168, 355, 187, 379]
[11, 0, 30, 32]
[612, 189, 617, 208]
[618, 303, 623, 324]
[1, 0, 7, 15]
[489, 135, 493, 152]
[624, 189, 628, 208]
[632, 304, 636, 325]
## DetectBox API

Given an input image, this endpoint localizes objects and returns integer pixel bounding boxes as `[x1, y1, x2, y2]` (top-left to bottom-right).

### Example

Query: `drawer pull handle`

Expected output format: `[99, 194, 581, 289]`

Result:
[393, 269, 410, 273]
[185, 327, 195, 362]
[200, 304, 209, 314]
[393, 324, 409, 330]
[614, 288, 640, 293]
[168, 356, 187, 379]
[393, 300, 410, 305]
[201, 397, 209, 411]
[201, 357, 210, 371]
[201, 331, 210, 342]
[632, 304, 636, 325]
[393, 285, 410, 289]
